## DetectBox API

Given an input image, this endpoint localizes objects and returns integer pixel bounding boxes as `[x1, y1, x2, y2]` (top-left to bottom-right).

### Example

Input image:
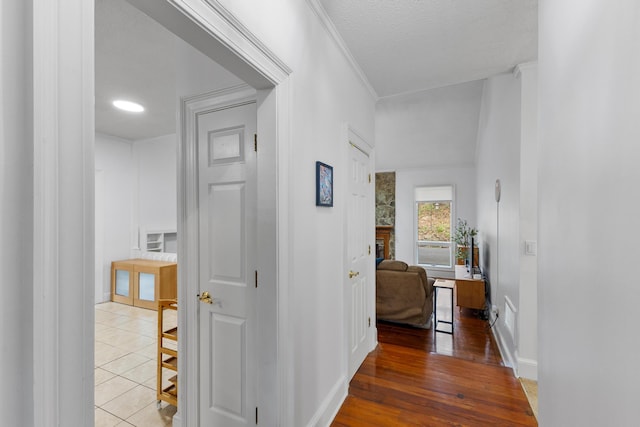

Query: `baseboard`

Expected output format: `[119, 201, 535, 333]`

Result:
[489, 312, 516, 371]
[306, 375, 348, 427]
[171, 413, 182, 427]
[516, 354, 538, 380]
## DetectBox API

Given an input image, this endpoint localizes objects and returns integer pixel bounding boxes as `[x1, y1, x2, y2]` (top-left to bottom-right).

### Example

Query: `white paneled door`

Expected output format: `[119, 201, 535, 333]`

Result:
[198, 100, 257, 426]
[346, 140, 372, 378]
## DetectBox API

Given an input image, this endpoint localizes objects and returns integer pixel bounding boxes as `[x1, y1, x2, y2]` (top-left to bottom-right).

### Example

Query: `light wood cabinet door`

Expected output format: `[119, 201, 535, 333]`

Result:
[111, 259, 177, 310]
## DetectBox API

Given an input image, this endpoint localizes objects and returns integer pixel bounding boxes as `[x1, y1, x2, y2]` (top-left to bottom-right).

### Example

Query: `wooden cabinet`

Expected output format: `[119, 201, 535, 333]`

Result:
[454, 265, 485, 310]
[111, 259, 177, 310]
[157, 299, 178, 407]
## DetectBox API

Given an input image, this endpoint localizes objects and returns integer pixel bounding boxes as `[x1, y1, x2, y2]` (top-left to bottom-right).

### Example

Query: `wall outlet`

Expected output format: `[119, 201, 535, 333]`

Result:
[491, 305, 499, 316]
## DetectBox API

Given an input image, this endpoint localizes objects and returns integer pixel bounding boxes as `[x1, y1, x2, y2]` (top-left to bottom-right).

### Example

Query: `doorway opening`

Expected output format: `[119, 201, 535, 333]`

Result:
[93, 1, 281, 425]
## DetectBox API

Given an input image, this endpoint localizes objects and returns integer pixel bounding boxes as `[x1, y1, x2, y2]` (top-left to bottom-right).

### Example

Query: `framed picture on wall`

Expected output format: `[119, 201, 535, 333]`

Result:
[315, 161, 334, 207]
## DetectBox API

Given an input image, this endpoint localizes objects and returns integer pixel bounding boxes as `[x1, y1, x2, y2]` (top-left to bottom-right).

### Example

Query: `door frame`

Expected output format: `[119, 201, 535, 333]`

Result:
[342, 124, 377, 381]
[32, 1, 292, 426]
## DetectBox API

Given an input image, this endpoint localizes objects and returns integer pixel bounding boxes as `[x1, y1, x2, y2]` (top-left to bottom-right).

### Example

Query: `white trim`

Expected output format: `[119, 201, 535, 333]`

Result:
[516, 354, 538, 380]
[130, 0, 291, 87]
[305, 0, 378, 100]
[33, 0, 61, 423]
[306, 375, 348, 427]
[490, 312, 516, 370]
[273, 80, 295, 427]
[33, 0, 95, 425]
[513, 61, 538, 79]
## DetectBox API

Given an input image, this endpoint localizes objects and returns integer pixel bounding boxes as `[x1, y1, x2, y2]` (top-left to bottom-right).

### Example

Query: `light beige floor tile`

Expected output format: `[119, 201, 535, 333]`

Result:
[135, 343, 158, 360]
[101, 385, 156, 420]
[95, 376, 138, 406]
[95, 407, 124, 427]
[96, 344, 130, 367]
[95, 322, 112, 333]
[115, 317, 155, 333]
[117, 334, 156, 353]
[102, 352, 150, 375]
[96, 310, 121, 325]
[105, 330, 142, 347]
[95, 302, 124, 313]
[130, 309, 157, 322]
[95, 367, 116, 386]
[115, 421, 135, 426]
[121, 359, 157, 384]
[111, 314, 143, 327]
[96, 327, 121, 344]
[126, 401, 176, 427]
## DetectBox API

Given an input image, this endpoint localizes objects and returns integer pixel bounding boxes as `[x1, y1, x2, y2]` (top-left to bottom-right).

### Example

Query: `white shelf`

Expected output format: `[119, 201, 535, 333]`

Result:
[145, 230, 177, 254]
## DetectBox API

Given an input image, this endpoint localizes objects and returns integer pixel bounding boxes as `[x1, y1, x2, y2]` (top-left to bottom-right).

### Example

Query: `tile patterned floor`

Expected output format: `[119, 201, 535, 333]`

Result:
[95, 302, 177, 427]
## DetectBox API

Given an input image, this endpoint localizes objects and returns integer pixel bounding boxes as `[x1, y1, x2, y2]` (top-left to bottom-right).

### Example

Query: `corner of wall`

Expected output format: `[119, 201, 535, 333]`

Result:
[306, 375, 348, 427]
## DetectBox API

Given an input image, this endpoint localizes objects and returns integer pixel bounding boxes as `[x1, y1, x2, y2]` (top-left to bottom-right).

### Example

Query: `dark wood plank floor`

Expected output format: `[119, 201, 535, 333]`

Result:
[332, 301, 537, 426]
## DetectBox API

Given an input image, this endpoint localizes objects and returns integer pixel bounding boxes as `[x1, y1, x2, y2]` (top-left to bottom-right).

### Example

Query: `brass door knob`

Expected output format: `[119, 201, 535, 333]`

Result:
[198, 291, 213, 304]
[348, 270, 360, 279]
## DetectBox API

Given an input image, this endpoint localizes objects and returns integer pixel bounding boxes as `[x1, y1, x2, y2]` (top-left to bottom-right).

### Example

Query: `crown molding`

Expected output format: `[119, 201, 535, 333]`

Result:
[199, 0, 292, 80]
[514, 61, 538, 79]
[305, 0, 378, 100]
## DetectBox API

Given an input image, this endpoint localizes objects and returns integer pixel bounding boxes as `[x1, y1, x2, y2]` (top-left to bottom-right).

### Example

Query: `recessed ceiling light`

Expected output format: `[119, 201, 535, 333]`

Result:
[113, 99, 144, 113]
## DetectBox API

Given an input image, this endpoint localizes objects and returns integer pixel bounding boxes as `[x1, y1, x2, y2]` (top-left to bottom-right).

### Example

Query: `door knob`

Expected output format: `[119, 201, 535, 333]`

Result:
[349, 270, 360, 278]
[198, 291, 213, 304]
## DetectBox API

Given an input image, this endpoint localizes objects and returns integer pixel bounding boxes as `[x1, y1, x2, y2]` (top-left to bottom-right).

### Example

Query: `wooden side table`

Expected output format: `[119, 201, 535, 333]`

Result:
[454, 265, 485, 310]
[433, 279, 455, 334]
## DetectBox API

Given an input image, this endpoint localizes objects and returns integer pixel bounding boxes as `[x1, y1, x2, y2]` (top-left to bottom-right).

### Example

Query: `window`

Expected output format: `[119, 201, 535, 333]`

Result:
[415, 185, 453, 268]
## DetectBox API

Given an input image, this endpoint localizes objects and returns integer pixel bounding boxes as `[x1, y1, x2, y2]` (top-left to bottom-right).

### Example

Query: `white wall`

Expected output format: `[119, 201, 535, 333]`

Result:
[95, 133, 134, 302]
[175, 36, 243, 97]
[475, 73, 522, 368]
[376, 81, 484, 171]
[1, 0, 34, 424]
[538, 1, 640, 424]
[395, 167, 477, 278]
[133, 134, 177, 241]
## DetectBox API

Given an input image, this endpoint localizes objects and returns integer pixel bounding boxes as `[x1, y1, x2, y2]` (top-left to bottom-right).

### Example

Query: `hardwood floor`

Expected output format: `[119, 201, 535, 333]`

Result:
[332, 304, 537, 426]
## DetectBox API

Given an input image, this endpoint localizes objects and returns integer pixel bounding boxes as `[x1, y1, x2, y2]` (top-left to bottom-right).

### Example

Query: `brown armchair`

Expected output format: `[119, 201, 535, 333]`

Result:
[376, 260, 434, 327]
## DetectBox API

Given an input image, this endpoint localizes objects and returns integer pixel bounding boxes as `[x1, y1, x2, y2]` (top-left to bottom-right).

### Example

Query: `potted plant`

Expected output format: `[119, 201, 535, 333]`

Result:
[453, 218, 478, 265]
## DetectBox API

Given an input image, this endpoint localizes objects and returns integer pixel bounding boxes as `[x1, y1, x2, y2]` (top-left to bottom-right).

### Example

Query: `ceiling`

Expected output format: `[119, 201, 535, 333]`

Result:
[319, 0, 538, 98]
[95, 0, 177, 141]
[95, 0, 538, 140]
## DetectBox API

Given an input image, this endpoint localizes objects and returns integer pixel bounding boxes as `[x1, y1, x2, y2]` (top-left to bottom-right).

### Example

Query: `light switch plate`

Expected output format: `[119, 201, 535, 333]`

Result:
[525, 240, 537, 256]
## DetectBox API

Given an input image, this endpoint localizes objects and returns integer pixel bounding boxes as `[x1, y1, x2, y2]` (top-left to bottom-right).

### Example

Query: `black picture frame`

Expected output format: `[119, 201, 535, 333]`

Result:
[315, 161, 334, 207]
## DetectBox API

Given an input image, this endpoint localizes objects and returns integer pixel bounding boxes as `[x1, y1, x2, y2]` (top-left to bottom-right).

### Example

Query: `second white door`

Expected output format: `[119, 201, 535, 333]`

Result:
[346, 139, 372, 379]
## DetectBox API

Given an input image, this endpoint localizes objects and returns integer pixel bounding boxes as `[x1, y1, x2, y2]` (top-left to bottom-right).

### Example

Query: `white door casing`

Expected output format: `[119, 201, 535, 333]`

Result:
[197, 95, 257, 426]
[345, 132, 374, 379]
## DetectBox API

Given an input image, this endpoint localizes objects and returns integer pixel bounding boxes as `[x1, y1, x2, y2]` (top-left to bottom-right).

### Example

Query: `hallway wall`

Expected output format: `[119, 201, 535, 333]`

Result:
[188, 2, 376, 425]
[538, 1, 640, 424]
